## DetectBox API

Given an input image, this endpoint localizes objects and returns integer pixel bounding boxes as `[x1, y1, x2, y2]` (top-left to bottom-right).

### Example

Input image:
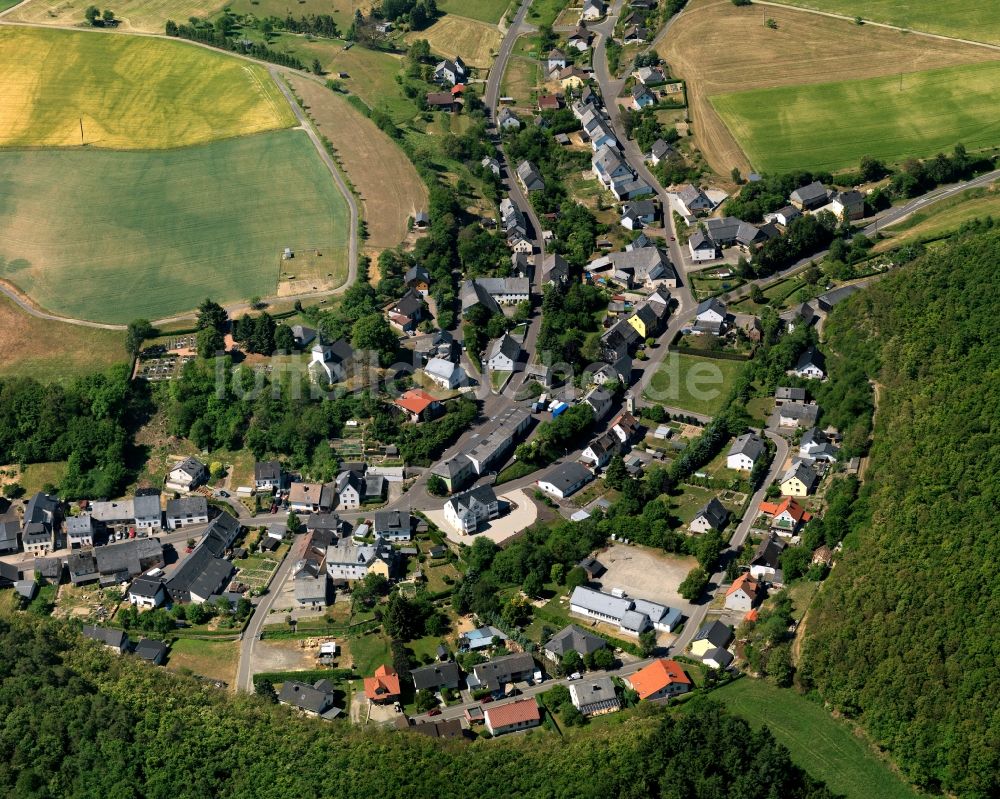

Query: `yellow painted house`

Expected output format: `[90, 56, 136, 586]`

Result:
[779, 462, 818, 496]
[690, 620, 732, 657]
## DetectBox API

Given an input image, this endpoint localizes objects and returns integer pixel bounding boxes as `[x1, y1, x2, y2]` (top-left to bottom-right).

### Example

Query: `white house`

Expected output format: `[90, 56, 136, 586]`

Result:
[434, 56, 467, 86]
[581, 0, 606, 21]
[793, 346, 826, 379]
[164, 497, 209, 531]
[689, 498, 729, 534]
[536, 462, 593, 499]
[310, 338, 353, 384]
[443, 485, 500, 534]
[335, 471, 363, 510]
[726, 433, 765, 472]
[481, 156, 501, 176]
[498, 107, 521, 130]
[581, 431, 618, 469]
[487, 334, 522, 372]
[546, 47, 566, 75]
[65, 514, 94, 548]
[254, 460, 283, 492]
[749, 533, 785, 582]
[425, 358, 466, 390]
[724, 574, 762, 612]
[133, 493, 162, 533]
[128, 577, 166, 610]
[694, 298, 727, 335]
[165, 457, 206, 493]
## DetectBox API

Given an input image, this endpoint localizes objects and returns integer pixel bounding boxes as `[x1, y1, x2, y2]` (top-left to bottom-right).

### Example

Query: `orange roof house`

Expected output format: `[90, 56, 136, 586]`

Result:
[724, 573, 762, 612]
[483, 697, 541, 736]
[451, 83, 465, 96]
[625, 658, 691, 702]
[394, 388, 440, 421]
[758, 496, 813, 530]
[364, 664, 401, 703]
[744, 608, 759, 623]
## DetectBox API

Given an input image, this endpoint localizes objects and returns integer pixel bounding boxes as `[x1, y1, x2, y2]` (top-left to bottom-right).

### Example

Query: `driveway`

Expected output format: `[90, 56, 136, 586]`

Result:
[426, 488, 538, 546]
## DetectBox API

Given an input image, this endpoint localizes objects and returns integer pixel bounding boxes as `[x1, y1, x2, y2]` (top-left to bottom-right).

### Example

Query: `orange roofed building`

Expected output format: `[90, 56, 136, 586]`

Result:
[724, 573, 762, 612]
[364, 664, 401, 703]
[625, 658, 691, 702]
[394, 388, 442, 422]
[758, 496, 813, 535]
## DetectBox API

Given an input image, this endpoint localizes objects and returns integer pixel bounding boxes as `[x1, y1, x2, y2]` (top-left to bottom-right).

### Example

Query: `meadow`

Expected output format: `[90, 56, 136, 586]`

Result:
[874, 183, 1000, 252]
[9, 0, 225, 31]
[712, 60, 1000, 173]
[779, 0, 1000, 46]
[438, 0, 510, 25]
[404, 13, 501, 68]
[0, 27, 295, 150]
[711, 679, 921, 799]
[0, 130, 350, 323]
[659, 0, 999, 176]
[643, 351, 743, 417]
[288, 75, 427, 251]
[0, 295, 126, 382]
[224, 0, 373, 33]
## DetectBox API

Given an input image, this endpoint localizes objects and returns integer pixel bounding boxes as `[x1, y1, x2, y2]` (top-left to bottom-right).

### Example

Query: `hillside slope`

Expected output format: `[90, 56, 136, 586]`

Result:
[801, 225, 1000, 797]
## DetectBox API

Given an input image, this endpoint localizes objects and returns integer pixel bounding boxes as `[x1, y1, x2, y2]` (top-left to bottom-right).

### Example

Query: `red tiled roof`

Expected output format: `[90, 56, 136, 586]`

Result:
[758, 497, 812, 523]
[627, 658, 691, 701]
[726, 573, 760, 599]
[485, 698, 540, 728]
[744, 608, 759, 623]
[364, 664, 401, 701]
[395, 389, 437, 415]
[451, 83, 465, 95]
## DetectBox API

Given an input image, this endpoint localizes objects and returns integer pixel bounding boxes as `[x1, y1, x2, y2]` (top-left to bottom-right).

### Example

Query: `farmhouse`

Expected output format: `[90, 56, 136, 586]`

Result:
[626, 659, 692, 702]
[432, 407, 531, 491]
[774, 386, 806, 405]
[66, 551, 99, 586]
[789, 181, 829, 211]
[541, 253, 570, 285]
[165, 458, 206, 492]
[484, 698, 541, 736]
[444, 485, 500, 534]
[689, 497, 729, 534]
[570, 676, 620, 716]
[95, 538, 164, 586]
[83, 625, 129, 654]
[727, 432, 765, 471]
[434, 56, 467, 86]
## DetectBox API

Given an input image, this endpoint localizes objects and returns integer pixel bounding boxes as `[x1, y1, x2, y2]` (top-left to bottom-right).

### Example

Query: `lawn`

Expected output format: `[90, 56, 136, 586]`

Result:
[0, 27, 294, 149]
[667, 484, 719, 525]
[224, 0, 373, 32]
[288, 74, 426, 251]
[166, 638, 240, 685]
[874, 183, 1000, 252]
[344, 630, 391, 675]
[0, 295, 126, 383]
[501, 55, 539, 107]
[10, 0, 227, 31]
[438, 0, 511, 24]
[711, 61, 1000, 173]
[525, 0, 568, 28]
[778, 0, 1000, 46]
[0, 129, 350, 323]
[643, 352, 743, 416]
[405, 14, 502, 68]
[658, 0, 998, 176]
[711, 679, 921, 799]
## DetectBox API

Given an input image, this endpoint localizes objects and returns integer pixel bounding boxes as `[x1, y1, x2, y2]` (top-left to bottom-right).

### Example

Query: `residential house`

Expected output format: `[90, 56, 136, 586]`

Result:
[780, 302, 819, 332]
[96, 538, 164, 586]
[631, 83, 656, 109]
[778, 401, 820, 429]
[627, 296, 669, 339]
[689, 497, 729, 534]
[430, 454, 477, 494]
[293, 562, 328, 608]
[165, 497, 209, 530]
[134, 638, 168, 666]
[724, 573, 762, 612]
[434, 56, 467, 85]
[459, 625, 509, 652]
[335, 471, 363, 509]
[411, 661, 461, 692]
[365, 664, 402, 703]
[405, 265, 431, 296]
[546, 47, 566, 75]
[789, 181, 829, 211]
[542, 624, 606, 663]
[569, 586, 682, 635]
[309, 338, 354, 384]
[764, 205, 801, 227]
[690, 620, 733, 658]
[635, 65, 667, 86]
[611, 411, 640, 444]
[541, 253, 570, 285]
[687, 230, 719, 262]
[558, 65, 588, 89]
[65, 513, 95, 548]
[133, 492, 162, 533]
[592, 144, 633, 189]
[0, 502, 19, 554]
[165, 541, 235, 604]
[487, 334, 522, 372]
[424, 358, 466, 390]
[484, 698, 541, 736]
[694, 298, 727, 335]
[289, 482, 336, 514]
[570, 676, 620, 716]
[22, 492, 60, 555]
[254, 461, 284, 492]
[480, 156, 501, 176]
[279, 680, 343, 719]
[703, 647, 734, 669]
[581, 431, 619, 469]
[326, 538, 393, 583]
[567, 24, 592, 50]
[758, 496, 813, 537]
[583, 386, 613, 421]
[774, 386, 807, 405]
[394, 389, 442, 423]
[128, 576, 166, 609]
[779, 461, 819, 496]
[620, 199, 657, 230]
[702, 216, 770, 254]
[675, 184, 716, 217]
[82, 625, 128, 654]
[165, 458, 206, 492]
[749, 533, 786, 582]
[373, 509, 412, 541]
[727, 432, 765, 472]
[516, 160, 545, 193]
[387, 288, 425, 332]
[799, 427, 839, 462]
[580, 107, 617, 151]
[497, 106, 521, 130]
[648, 138, 675, 165]
[462, 277, 529, 313]
[626, 659, 692, 702]
[793, 346, 826, 379]
[469, 652, 538, 693]
[581, 0, 606, 20]
[444, 485, 500, 534]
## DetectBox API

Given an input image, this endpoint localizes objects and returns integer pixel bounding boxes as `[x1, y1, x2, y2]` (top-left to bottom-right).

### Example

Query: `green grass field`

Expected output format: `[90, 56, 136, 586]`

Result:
[711, 61, 1000, 173]
[0, 129, 350, 323]
[875, 183, 1000, 251]
[438, 0, 511, 24]
[779, 0, 1000, 46]
[643, 352, 743, 416]
[0, 27, 295, 149]
[711, 679, 921, 799]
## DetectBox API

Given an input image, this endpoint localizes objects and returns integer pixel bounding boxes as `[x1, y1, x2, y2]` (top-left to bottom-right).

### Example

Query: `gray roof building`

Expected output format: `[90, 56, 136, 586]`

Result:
[95, 538, 164, 584]
[411, 661, 461, 691]
[692, 620, 733, 649]
[544, 624, 607, 659]
[134, 638, 168, 664]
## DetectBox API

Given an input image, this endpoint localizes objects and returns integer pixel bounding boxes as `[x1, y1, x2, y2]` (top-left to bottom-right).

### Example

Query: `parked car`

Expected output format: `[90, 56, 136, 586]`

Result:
[217, 490, 230, 498]
[427, 708, 441, 717]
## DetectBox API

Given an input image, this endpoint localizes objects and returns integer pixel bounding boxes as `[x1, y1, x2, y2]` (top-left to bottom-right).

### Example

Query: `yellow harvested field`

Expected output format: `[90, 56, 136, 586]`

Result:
[405, 14, 502, 68]
[0, 27, 295, 150]
[289, 75, 427, 250]
[659, 0, 1000, 176]
[8, 0, 226, 32]
[166, 639, 239, 686]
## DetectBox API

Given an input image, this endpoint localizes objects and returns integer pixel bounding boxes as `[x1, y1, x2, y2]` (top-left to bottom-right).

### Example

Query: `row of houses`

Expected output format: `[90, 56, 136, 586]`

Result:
[431, 406, 533, 492]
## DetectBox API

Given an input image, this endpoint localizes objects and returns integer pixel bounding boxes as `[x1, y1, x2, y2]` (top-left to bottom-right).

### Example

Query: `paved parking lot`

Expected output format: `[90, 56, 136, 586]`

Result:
[427, 488, 538, 545]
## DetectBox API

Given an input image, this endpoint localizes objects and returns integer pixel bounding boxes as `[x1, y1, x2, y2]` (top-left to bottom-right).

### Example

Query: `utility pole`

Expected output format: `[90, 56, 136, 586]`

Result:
[79, 117, 84, 146]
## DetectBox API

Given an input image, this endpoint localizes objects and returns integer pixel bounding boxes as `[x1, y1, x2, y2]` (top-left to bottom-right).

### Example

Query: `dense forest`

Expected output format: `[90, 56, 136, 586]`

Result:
[800, 228, 1000, 797]
[0, 614, 834, 799]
